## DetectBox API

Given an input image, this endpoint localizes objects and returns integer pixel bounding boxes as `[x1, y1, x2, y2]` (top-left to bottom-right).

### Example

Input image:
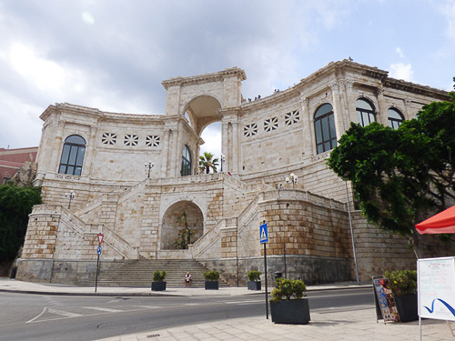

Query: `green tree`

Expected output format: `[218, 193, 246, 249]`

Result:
[0, 184, 42, 264]
[199, 152, 219, 174]
[174, 210, 194, 249]
[327, 92, 455, 257]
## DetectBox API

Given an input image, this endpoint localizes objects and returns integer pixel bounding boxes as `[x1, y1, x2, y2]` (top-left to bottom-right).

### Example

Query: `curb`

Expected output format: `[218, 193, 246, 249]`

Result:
[0, 283, 371, 297]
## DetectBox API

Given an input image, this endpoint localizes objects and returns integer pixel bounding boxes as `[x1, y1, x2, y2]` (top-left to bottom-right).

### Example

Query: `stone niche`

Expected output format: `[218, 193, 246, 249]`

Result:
[161, 201, 204, 250]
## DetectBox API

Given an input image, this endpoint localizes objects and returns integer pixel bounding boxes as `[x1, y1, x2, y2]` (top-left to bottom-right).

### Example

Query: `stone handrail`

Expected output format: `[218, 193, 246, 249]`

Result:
[102, 226, 138, 259]
[237, 193, 262, 234]
[260, 189, 346, 211]
[191, 220, 224, 259]
[60, 207, 88, 238]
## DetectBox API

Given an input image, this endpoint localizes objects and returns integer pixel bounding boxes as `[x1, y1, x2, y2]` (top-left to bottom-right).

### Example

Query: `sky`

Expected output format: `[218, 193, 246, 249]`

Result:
[1, 0, 454, 161]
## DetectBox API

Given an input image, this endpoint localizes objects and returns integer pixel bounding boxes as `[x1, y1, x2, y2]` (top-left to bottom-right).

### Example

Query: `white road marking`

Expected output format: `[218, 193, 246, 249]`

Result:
[82, 306, 124, 313]
[139, 305, 162, 309]
[25, 305, 162, 324]
[223, 300, 261, 304]
[26, 307, 48, 324]
[48, 308, 83, 318]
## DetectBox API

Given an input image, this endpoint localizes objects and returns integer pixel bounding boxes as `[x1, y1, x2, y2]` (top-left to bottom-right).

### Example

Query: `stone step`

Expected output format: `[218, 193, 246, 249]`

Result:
[79, 259, 228, 288]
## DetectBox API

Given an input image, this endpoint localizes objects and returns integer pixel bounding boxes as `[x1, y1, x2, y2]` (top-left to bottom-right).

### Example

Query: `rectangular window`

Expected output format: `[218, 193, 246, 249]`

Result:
[315, 121, 322, 144]
[61, 145, 70, 164]
[76, 147, 85, 166]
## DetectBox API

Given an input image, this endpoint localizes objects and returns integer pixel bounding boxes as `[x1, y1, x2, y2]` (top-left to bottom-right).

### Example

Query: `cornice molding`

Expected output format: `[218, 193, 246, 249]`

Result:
[162, 67, 246, 90]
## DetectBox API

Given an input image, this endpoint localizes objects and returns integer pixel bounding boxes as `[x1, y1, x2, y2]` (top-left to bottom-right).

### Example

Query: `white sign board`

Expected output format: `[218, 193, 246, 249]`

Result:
[417, 256, 455, 321]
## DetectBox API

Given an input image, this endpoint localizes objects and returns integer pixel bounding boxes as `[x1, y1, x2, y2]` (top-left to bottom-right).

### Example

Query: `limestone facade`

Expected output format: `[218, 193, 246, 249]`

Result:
[17, 60, 451, 286]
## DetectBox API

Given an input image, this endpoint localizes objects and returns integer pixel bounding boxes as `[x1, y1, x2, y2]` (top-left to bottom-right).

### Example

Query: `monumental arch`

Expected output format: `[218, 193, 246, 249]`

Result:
[17, 60, 452, 286]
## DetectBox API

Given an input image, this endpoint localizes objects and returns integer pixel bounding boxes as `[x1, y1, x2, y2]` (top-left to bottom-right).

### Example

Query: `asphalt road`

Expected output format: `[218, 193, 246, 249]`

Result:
[0, 287, 373, 341]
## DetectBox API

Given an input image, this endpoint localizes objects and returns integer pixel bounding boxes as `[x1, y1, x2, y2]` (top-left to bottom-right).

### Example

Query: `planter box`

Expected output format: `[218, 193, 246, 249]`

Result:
[151, 281, 166, 291]
[247, 281, 261, 290]
[395, 294, 418, 322]
[205, 281, 219, 290]
[270, 299, 310, 324]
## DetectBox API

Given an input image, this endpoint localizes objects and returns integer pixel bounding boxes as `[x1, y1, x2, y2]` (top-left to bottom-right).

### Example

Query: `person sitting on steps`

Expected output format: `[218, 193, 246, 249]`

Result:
[185, 272, 192, 287]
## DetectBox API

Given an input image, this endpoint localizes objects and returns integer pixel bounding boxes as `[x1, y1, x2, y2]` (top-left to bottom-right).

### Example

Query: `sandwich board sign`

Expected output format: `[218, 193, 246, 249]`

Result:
[372, 277, 400, 323]
[418, 256, 455, 321]
[260, 223, 268, 244]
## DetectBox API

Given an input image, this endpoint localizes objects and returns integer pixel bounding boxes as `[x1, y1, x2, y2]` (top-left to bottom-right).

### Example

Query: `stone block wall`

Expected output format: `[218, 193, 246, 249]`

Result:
[21, 205, 61, 260]
[220, 226, 237, 258]
[351, 212, 416, 280]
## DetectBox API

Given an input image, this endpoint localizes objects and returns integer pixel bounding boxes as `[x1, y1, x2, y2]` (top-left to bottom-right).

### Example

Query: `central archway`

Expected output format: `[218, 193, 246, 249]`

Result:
[184, 95, 221, 136]
[160, 201, 204, 250]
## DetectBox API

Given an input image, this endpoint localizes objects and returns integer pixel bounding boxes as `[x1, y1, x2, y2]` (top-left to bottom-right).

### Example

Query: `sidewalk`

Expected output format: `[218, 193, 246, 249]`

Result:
[1, 278, 454, 341]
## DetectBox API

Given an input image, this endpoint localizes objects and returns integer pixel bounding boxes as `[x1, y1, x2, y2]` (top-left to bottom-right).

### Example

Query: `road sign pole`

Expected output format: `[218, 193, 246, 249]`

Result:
[95, 253, 100, 293]
[264, 242, 268, 319]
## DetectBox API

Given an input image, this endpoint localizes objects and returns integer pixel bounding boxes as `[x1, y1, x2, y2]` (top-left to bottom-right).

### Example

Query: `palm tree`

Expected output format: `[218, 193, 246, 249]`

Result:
[199, 152, 219, 174]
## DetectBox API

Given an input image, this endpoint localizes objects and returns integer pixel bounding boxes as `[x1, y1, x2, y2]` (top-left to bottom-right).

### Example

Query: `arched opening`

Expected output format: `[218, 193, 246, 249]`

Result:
[184, 95, 223, 173]
[160, 201, 204, 250]
[199, 121, 222, 173]
[184, 95, 221, 136]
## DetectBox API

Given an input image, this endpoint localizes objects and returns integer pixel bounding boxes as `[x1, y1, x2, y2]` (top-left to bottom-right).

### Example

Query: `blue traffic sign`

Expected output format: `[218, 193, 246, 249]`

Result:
[97, 245, 102, 255]
[260, 223, 268, 244]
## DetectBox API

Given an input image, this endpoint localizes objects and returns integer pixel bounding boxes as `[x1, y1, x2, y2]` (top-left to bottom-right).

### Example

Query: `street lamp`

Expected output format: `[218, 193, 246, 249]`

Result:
[144, 161, 154, 178]
[285, 173, 298, 189]
[220, 153, 226, 172]
[65, 190, 75, 209]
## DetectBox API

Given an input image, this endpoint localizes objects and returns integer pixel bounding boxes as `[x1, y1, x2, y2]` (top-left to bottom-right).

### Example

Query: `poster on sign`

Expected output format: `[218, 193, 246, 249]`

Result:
[372, 277, 400, 322]
[417, 257, 455, 321]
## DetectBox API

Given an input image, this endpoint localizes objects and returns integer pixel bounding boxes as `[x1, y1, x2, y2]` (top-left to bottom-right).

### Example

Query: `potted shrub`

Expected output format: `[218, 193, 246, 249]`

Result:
[151, 270, 167, 291]
[203, 270, 220, 290]
[247, 270, 262, 290]
[385, 270, 418, 322]
[270, 278, 310, 324]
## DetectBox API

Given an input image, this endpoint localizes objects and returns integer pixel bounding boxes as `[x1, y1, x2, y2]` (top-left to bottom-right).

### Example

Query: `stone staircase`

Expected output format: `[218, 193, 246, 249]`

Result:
[79, 259, 228, 288]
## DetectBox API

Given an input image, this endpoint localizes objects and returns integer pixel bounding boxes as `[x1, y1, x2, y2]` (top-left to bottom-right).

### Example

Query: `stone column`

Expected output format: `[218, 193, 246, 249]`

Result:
[220, 110, 240, 175]
[83, 124, 98, 177]
[231, 119, 240, 175]
[343, 80, 357, 124]
[300, 95, 312, 157]
[403, 99, 412, 119]
[160, 129, 171, 178]
[221, 120, 229, 171]
[50, 120, 66, 174]
[330, 82, 345, 138]
[375, 86, 388, 126]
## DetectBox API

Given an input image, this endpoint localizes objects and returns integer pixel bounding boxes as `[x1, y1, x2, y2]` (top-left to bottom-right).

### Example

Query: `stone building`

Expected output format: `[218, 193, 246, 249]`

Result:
[17, 60, 451, 286]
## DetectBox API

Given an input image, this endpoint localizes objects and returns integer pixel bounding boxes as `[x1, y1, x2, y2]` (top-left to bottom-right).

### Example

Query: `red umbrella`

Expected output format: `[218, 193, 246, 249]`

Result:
[416, 205, 455, 234]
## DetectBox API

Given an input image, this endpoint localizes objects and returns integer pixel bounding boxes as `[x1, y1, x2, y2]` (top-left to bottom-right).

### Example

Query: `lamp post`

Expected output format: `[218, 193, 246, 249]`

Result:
[220, 153, 226, 172]
[65, 190, 75, 209]
[285, 173, 298, 189]
[144, 161, 154, 178]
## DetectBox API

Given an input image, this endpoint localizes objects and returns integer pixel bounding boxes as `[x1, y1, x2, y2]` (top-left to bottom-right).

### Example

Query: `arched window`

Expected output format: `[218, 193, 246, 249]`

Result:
[181, 145, 192, 176]
[58, 135, 86, 175]
[356, 98, 376, 127]
[314, 103, 337, 154]
[388, 108, 404, 130]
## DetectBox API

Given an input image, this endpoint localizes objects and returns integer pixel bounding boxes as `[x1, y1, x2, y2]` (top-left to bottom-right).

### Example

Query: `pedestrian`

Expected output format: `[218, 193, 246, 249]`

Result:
[185, 271, 192, 287]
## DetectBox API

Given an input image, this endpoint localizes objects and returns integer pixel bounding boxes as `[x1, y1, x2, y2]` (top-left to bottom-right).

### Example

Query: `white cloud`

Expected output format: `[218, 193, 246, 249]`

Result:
[82, 11, 95, 25]
[389, 63, 414, 82]
[441, 0, 455, 42]
[395, 47, 405, 58]
[9, 43, 68, 92]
